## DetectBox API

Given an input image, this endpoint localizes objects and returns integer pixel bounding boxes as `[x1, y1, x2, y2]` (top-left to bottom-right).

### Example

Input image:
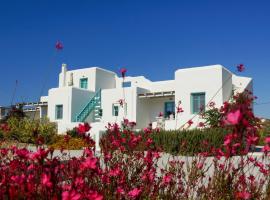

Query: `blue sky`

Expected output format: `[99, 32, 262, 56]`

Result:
[0, 0, 269, 118]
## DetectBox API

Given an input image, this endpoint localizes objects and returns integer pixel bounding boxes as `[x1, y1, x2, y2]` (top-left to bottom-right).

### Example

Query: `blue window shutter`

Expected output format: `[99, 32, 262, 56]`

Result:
[80, 78, 88, 89]
[122, 81, 131, 88]
[191, 93, 205, 114]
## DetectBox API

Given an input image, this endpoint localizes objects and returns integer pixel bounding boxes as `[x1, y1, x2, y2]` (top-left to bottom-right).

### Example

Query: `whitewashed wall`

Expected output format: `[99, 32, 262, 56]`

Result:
[174, 65, 225, 128]
[100, 87, 137, 125]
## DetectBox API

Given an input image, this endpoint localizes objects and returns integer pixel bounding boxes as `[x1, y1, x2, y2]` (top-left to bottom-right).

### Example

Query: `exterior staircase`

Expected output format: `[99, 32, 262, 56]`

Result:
[74, 89, 101, 122]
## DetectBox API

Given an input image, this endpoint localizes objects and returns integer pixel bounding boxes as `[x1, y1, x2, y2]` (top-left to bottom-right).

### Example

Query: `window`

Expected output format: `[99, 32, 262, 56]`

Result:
[164, 101, 175, 118]
[112, 105, 119, 116]
[80, 78, 88, 89]
[191, 93, 205, 114]
[55, 105, 63, 119]
[122, 81, 131, 88]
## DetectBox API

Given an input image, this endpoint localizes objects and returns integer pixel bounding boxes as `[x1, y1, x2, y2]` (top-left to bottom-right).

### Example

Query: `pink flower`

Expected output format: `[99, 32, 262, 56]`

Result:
[188, 119, 193, 126]
[162, 174, 172, 185]
[77, 123, 91, 134]
[198, 122, 205, 127]
[177, 106, 184, 113]
[237, 64, 245, 72]
[108, 167, 121, 177]
[209, 101, 216, 107]
[196, 162, 204, 169]
[247, 135, 259, 146]
[235, 191, 251, 199]
[62, 190, 81, 200]
[41, 173, 52, 188]
[87, 191, 103, 200]
[128, 188, 141, 199]
[261, 145, 270, 153]
[116, 187, 125, 195]
[225, 109, 241, 125]
[118, 99, 125, 107]
[265, 137, 270, 144]
[223, 134, 233, 146]
[120, 68, 127, 78]
[146, 138, 153, 146]
[81, 157, 98, 170]
[55, 41, 64, 50]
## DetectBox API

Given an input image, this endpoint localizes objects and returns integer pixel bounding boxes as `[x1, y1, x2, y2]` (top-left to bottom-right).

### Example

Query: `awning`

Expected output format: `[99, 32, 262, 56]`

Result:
[138, 91, 175, 98]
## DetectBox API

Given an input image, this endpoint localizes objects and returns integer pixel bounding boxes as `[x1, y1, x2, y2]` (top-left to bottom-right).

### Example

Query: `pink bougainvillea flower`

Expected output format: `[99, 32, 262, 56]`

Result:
[117, 187, 125, 195]
[247, 135, 259, 146]
[187, 119, 193, 126]
[209, 101, 216, 108]
[225, 109, 241, 125]
[120, 68, 127, 78]
[261, 145, 270, 153]
[64, 134, 71, 143]
[146, 138, 153, 146]
[162, 173, 172, 185]
[198, 122, 205, 127]
[62, 190, 81, 200]
[77, 123, 91, 134]
[223, 134, 233, 146]
[87, 191, 103, 200]
[196, 162, 204, 170]
[55, 41, 64, 50]
[0, 123, 10, 132]
[237, 64, 245, 72]
[41, 173, 52, 188]
[265, 137, 270, 144]
[177, 106, 184, 113]
[118, 99, 125, 107]
[108, 167, 121, 177]
[128, 188, 142, 199]
[235, 190, 251, 199]
[81, 157, 98, 170]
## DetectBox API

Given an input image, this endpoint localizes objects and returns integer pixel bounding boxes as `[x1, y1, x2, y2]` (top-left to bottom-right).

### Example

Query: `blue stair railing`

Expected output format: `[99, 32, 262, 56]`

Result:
[74, 89, 101, 122]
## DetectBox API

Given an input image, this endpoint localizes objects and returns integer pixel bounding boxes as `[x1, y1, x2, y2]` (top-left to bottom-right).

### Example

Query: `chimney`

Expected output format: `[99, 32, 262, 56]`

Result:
[61, 63, 67, 87]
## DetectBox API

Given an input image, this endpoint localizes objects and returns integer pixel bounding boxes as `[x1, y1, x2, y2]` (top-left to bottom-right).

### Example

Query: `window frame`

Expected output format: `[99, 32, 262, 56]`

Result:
[55, 104, 63, 120]
[191, 92, 205, 114]
[164, 101, 175, 118]
[80, 78, 88, 89]
[112, 104, 119, 116]
[122, 81, 131, 88]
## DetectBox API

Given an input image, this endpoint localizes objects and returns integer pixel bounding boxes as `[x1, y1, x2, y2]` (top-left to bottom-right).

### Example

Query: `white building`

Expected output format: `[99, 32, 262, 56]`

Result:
[39, 64, 252, 136]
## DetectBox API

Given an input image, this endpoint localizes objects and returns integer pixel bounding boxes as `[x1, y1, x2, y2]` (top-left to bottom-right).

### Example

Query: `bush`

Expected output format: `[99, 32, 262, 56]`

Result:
[49, 135, 90, 150]
[4, 117, 57, 144]
[147, 128, 228, 156]
[258, 119, 270, 146]
[66, 127, 79, 138]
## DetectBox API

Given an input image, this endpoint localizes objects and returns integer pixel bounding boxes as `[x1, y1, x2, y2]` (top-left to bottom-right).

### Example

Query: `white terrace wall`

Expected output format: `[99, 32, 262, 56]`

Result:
[222, 67, 233, 103]
[174, 65, 226, 128]
[149, 80, 175, 92]
[48, 87, 94, 133]
[100, 87, 137, 125]
[95, 68, 116, 91]
[232, 75, 253, 94]
[60, 66, 117, 92]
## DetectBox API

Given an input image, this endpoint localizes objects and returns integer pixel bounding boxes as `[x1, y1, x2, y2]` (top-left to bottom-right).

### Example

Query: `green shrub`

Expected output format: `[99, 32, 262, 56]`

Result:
[5, 117, 57, 144]
[101, 127, 229, 156]
[66, 127, 79, 138]
[258, 120, 270, 146]
[148, 128, 228, 155]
